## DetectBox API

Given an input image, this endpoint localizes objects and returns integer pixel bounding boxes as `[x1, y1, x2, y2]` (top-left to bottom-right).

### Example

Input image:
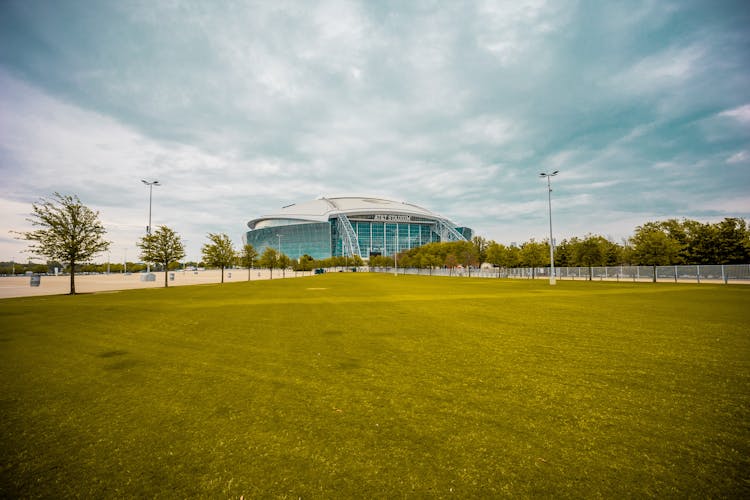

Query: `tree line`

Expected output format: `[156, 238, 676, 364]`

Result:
[383, 218, 749, 271]
[10, 193, 750, 294]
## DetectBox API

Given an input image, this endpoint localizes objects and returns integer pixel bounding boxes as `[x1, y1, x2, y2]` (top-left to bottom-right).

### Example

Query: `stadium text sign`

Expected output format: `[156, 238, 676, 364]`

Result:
[374, 215, 412, 222]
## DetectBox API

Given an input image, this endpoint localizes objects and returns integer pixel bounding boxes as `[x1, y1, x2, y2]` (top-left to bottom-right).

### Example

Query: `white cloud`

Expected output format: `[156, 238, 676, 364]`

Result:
[719, 104, 750, 125]
[726, 151, 749, 164]
[611, 44, 705, 94]
[474, 0, 566, 65]
[459, 116, 516, 145]
[0, 71, 313, 261]
[1, 1, 749, 259]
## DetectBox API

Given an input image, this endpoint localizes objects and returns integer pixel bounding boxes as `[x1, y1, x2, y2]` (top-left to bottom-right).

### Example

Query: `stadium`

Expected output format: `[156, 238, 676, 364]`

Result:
[245, 196, 473, 260]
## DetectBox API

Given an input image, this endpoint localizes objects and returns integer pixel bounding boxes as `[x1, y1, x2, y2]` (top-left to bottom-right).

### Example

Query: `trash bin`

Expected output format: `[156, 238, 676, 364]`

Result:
[30, 275, 41, 287]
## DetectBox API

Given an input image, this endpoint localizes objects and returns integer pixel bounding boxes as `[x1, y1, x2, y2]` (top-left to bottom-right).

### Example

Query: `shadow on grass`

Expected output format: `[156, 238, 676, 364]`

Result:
[97, 349, 128, 358]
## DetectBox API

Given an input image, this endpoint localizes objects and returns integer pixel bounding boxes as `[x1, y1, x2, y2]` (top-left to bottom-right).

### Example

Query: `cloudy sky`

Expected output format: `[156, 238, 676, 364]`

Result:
[1, 0, 749, 263]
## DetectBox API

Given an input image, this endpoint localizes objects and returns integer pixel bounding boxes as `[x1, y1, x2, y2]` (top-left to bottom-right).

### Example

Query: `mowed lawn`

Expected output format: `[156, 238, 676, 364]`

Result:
[1, 274, 748, 498]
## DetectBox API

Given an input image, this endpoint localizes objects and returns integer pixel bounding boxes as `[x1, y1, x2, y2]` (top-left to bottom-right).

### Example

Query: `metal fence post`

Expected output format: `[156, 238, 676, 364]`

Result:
[722, 264, 727, 284]
[697, 265, 700, 284]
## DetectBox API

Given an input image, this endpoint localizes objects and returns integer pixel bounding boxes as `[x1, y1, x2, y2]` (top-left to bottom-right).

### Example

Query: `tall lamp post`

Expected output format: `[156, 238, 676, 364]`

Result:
[394, 227, 399, 276]
[539, 170, 559, 285]
[141, 179, 160, 272]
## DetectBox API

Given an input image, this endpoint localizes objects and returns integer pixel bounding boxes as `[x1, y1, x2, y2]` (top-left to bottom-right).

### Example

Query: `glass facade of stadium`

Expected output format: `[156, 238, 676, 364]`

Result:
[246, 215, 473, 260]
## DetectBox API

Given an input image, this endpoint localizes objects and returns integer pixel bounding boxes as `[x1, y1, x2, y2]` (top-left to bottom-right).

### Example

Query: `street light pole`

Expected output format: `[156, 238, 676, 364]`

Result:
[539, 170, 559, 285]
[394, 226, 398, 276]
[141, 179, 160, 272]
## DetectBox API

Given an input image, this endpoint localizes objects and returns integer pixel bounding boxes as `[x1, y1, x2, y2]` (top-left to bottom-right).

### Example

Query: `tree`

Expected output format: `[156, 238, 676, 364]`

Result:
[683, 221, 717, 264]
[14, 193, 110, 294]
[472, 236, 488, 264]
[520, 239, 548, 278]
[277, 253, 292, 278]
[444, 253, 458, 275]
[574, 234, 606, 280]
[552, 239, 572, 267]
[630, 223, 681, 281]
[295, 254, 315, 271]
[240, 243, 259, 280]
[201, 233, 236, 283]
[258, 247, 280, 278]
[137, 225, 186, 288]
[714, 218, 750, 264]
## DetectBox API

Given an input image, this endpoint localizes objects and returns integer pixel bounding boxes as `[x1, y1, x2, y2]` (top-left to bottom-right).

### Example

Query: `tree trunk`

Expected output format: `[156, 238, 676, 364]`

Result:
[69, 260, 76, 295]
[221, 266, 224, 283]
[248, 266, 251, 281]
[164, 262, 169, 287]
[652, 264, 657, 283]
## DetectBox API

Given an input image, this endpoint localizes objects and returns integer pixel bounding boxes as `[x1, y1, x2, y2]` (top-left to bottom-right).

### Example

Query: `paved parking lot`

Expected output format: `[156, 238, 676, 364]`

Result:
[0, 269, 311, 299]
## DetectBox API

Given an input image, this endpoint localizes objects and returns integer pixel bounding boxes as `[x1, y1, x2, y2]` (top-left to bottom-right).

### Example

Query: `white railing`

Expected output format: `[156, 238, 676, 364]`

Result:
[368, 264, 750, 283]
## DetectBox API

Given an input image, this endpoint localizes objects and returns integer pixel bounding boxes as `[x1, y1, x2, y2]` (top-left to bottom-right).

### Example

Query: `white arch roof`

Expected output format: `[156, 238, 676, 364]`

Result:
[248, 196, 446, 230]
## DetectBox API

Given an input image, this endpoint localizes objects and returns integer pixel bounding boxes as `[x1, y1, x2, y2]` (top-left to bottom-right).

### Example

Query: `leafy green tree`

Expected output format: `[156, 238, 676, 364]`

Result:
[125, 262, 147, 273]
[553, 239, 574, 267]
[603, 238, 623, 266]
[369, 255, 393, 267]
[258, 247, 280, 278]
[682, 221, 716, 264]
[14, 192, 110, 294]
[201, 233, 236, 283]
[138, 225, 186, 287]
[108, 263, 124, 273]
[472, 236, 488, 264]
[506, 245, 522, 268]
[444, 253, 458, 275]
[714, 218, 750, 264]
[30, 263, 48, 274]
[574, 234, 606, 280]
[657, 219, 691, 264]
[520, 239, 548, 277]
[295, 254, 315, 271]
[630, 223, 681, 281]
[278, 253, 291, 278]
[240, 243, 259, 279]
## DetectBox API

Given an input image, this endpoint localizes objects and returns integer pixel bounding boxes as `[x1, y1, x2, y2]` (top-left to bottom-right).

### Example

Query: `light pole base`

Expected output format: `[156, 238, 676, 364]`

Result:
[549, 276, 556, 285]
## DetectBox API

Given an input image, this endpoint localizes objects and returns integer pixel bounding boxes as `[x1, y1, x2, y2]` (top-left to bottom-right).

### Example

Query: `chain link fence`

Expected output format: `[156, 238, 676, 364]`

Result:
[369, 264, 750, 283]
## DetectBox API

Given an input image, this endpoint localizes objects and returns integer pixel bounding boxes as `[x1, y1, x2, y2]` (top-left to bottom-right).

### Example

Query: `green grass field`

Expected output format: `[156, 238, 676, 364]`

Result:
[1, 274, 748, 497]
